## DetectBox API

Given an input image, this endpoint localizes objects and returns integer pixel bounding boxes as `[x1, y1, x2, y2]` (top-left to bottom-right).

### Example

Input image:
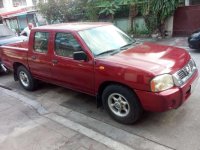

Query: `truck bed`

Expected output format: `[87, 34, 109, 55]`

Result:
[0, 41, 29, 70]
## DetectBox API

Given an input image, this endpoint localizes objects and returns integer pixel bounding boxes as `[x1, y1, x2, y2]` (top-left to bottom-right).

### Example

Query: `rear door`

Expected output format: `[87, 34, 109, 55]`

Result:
[28, 31, 52, 80]
[50, 31, 95, 95]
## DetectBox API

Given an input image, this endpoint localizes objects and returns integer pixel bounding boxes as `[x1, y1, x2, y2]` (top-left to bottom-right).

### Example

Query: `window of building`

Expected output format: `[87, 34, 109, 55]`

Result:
[0, 0, 4, 8]
[13, 0, 27, 7]
[34, 32, 49, 53]
[55, 33, 82, 58]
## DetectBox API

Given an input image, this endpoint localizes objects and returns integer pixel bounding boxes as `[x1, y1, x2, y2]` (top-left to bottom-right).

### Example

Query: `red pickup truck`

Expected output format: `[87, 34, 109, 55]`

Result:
[0, 23, 198, 124]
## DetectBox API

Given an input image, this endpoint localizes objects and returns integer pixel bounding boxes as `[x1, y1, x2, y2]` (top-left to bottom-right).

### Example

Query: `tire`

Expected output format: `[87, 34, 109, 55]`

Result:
[17, 66, 37, 91]
[102, 85, 143, 124]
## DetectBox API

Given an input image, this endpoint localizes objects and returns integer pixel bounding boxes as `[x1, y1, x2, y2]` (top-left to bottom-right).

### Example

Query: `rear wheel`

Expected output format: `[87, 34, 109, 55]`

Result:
[17, 66, 37, 91]
[102, 85, 143, 124]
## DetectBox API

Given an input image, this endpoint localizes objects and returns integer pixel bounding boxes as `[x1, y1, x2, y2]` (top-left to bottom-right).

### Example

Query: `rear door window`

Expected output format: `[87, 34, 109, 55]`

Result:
[33, 32, 49, 53]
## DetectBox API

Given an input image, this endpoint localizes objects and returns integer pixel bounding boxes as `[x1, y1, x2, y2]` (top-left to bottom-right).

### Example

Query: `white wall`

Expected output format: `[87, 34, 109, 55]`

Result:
[2, 0, 13, 9]
[185, 0, 190, 6]
[0, 0, 34, 13]
[164, 16, 174, 37]
[26, 0, 33, 6]
[2, 0, 33, 9]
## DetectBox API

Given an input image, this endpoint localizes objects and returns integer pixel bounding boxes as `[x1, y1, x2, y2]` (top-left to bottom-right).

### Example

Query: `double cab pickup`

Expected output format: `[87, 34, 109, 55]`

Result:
[0, 23, 198, 124]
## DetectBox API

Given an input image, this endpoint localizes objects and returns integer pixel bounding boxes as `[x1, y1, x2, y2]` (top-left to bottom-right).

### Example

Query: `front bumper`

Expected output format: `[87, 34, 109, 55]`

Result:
[135, 70, 199, 112]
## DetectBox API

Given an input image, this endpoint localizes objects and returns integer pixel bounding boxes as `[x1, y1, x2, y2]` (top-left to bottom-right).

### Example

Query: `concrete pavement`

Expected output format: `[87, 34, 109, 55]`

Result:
[0, 87, 172, 150]
[0, 89, 114, 150]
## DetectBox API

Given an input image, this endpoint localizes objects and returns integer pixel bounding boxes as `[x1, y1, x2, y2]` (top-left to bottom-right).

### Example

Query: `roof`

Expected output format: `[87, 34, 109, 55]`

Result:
[33, 22, 112, 32]
[0, 6, 34, 18]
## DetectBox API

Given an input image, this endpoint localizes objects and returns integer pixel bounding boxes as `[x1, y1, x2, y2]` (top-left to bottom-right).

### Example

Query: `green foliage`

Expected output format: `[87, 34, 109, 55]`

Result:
[115, 5, 129, 18]
[143, 14, 158, 33]
[37, 0, 87, 24]
[151, 0, 179, 24]
[141, 0, 180, 35]
[98, 1, 120, 15]
[85, 0, 99, 21]
[97, 0, 147, 16]
[37, 0, 58, 24]
[37, 0, 181, 36]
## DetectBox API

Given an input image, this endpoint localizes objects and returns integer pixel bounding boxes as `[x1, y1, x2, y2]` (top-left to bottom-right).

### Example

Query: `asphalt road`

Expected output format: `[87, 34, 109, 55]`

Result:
[0, 37, 199, 150]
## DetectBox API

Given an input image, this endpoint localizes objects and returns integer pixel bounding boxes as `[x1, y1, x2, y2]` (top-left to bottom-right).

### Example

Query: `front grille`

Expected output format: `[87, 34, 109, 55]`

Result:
[177, 70, 187, 79]
[173, 59, 197, 86]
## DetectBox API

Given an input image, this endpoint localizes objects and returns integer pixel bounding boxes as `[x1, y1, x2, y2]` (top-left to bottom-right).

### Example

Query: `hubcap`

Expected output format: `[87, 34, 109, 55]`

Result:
[19, 71, 29, 87]
[108, 93, 130, 117]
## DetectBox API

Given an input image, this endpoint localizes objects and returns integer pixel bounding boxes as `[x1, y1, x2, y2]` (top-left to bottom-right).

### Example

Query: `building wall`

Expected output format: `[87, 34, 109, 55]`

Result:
[100, 17, 148, 35]
[0, 0, 33, 12]
[185, 0, 200, 5]
[4, 0, 13, 8]
[164, 16, 174, 37]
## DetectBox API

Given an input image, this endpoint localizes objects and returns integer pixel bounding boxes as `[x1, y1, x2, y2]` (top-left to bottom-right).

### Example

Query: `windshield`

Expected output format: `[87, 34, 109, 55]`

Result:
[78, 25, 135, 56]
[0, 24, 15, 37]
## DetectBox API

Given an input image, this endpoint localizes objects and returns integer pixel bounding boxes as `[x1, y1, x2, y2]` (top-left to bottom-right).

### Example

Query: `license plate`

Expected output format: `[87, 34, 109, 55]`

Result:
[191, 76, 199, 93]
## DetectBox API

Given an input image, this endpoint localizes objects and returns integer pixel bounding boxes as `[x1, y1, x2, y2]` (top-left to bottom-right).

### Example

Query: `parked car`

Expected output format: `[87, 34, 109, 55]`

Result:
[0, 24, 27, 73]
[188, 29, 200, 49]
[0, 23, 199, 124]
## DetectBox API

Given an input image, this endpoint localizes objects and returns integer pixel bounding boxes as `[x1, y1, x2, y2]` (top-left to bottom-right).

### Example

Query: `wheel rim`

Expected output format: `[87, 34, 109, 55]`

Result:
[108, 93, 130, 117]
[19, 71, 29, 87]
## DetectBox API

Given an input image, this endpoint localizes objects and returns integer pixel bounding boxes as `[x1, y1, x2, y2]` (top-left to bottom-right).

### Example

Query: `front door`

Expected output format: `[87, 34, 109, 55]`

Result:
[50, 32, 95, 95]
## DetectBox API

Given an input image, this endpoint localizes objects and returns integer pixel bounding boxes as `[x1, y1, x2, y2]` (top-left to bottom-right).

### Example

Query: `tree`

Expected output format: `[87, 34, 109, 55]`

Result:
[37, 0, 61, 24]
[37, 0, 87, 24]
[152, 0, 179, 34]
[85, 0, 100, 21]
[37, 0, 180, 36]
[96, 0, 180, 35]
[141, 0, 180, 35]
[96, 0, 147, 29]
[97, 0, 120, 22]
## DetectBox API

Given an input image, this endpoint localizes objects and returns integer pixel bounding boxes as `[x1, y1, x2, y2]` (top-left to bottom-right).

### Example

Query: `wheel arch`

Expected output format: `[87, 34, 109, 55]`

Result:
[13, 62, 27, 81]
[97, 81, 141, 108]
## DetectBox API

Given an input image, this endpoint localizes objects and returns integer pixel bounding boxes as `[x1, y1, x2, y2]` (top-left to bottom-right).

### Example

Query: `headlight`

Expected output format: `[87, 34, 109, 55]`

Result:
[150, 74, 174, 92]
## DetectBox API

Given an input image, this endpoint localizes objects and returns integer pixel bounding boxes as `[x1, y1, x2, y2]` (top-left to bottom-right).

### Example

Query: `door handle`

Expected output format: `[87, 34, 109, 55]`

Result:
[31, 56, 36, 60]
[52, 59, 58, 64]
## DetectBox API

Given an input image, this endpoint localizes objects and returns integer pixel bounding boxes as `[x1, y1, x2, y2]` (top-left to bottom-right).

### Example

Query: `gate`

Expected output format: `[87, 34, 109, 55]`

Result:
[173, 5, 200, 36]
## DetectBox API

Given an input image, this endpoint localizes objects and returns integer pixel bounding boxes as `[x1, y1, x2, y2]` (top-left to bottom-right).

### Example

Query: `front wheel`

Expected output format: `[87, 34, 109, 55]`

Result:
[102, 85, 143, 124]
[17, 66, 37, 91]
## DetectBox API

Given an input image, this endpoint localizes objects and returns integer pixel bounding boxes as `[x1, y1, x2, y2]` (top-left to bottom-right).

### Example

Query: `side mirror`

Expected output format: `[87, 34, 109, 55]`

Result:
[73, 51, 88, 61]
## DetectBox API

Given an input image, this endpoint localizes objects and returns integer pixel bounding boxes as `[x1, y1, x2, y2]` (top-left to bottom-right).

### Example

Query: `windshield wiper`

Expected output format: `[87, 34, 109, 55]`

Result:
[96, 41, 136, 57]
[96, 49, 118, 56]
[120, 41, 135, 50]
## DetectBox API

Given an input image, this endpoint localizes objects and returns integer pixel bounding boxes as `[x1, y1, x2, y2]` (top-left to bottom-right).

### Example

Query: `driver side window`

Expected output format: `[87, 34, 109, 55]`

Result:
[55, 32, 82, 58]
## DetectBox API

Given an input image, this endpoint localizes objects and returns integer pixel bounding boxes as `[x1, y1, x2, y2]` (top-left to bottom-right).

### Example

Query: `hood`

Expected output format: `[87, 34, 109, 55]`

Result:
[101, 42, 190, 75]
[0, 35, 28, 46]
